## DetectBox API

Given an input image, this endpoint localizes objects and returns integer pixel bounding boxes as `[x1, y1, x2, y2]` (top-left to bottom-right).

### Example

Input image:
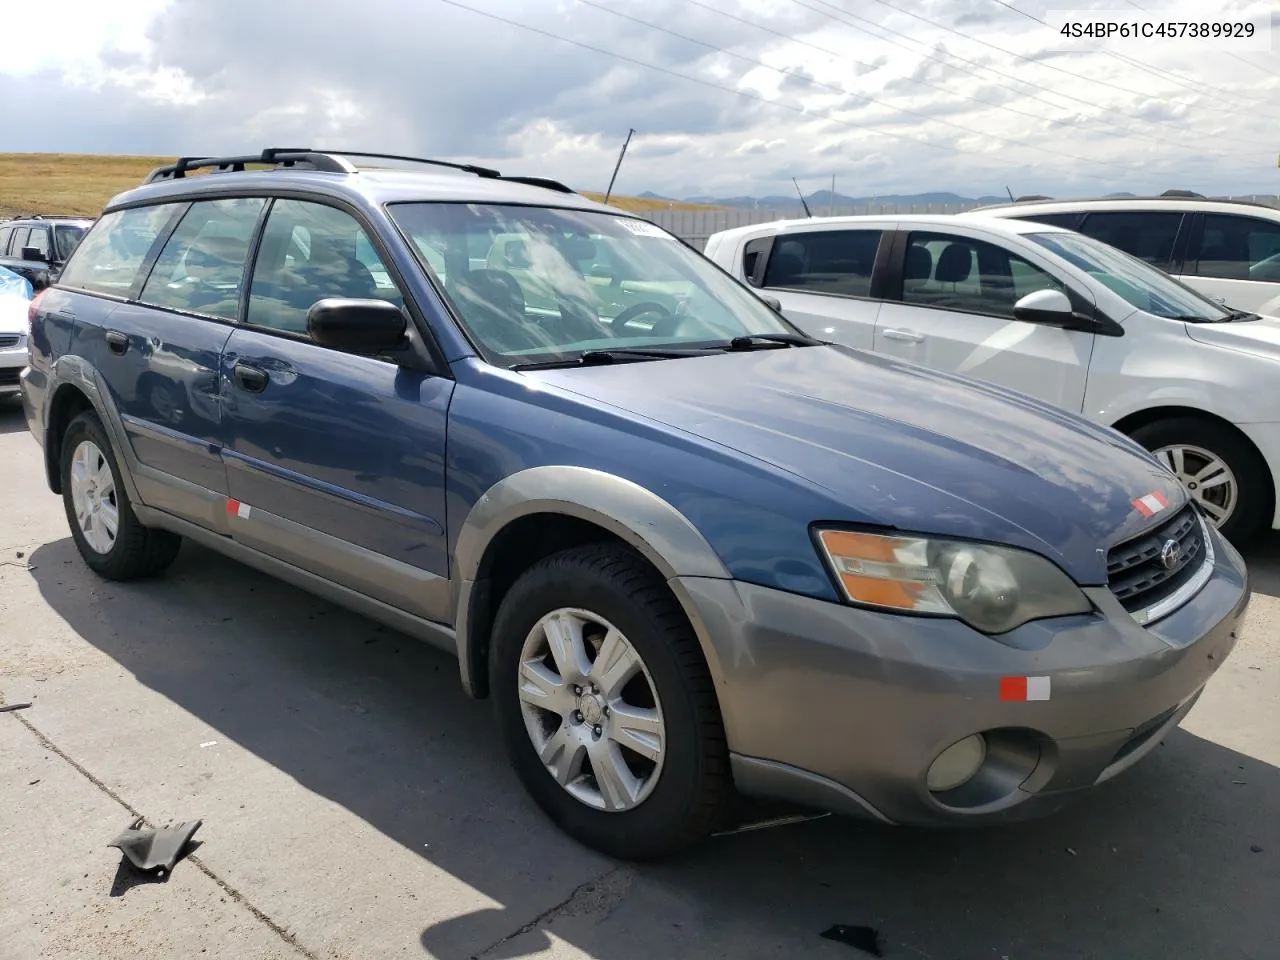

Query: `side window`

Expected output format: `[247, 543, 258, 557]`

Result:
[27, 227, 51, 259]
[139, 198, 266, 320]
[0, 226, 12, 255]
[246, 199, 405, 336]
[762, 229, 882, 297]
[57, 204, 179, 297]
[10, 228, 29, 255]
[902, 231, 1064, 319]
[1190, 214, 1280, 282]
[1020, 213, 1084, 230]
[742, 236, 771, 285]
[1077, 212, 1183, 268]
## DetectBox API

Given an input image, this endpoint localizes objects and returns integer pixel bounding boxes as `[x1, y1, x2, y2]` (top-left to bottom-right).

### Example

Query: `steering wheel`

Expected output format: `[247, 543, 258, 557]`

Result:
[613, 301, 674, 335]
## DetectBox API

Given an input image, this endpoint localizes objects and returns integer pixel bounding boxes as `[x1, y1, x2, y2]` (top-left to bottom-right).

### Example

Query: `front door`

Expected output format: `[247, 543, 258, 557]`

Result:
[219, 198, 454, 623]
[873, 229, 1096, 413]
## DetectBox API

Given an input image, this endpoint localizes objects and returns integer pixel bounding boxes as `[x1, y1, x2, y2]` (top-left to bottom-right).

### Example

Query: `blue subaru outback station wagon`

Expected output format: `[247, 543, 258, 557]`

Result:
[21, 149, 1249, 860]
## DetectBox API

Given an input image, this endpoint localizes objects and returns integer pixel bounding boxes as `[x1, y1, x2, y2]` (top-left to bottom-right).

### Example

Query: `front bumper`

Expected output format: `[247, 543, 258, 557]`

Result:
[674, 524, 1249, 826]
[0, 352, 24, 396]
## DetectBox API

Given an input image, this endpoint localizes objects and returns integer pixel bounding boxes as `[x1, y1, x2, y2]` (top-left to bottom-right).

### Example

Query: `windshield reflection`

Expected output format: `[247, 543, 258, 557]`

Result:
[1030, 231, 1231, 322]
[388, 202, 796, 366]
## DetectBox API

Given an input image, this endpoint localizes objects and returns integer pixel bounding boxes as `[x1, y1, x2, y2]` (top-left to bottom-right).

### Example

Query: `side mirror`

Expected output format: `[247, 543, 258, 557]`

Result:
[759, 294, 783, 313]
[306, 298, 407, 355]
[21, 246, 43, 262]
[1013, 288, 1088, 328]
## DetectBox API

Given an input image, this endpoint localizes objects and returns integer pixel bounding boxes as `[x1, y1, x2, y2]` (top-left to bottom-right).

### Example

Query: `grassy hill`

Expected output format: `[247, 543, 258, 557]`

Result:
[0, 153, 719, 217]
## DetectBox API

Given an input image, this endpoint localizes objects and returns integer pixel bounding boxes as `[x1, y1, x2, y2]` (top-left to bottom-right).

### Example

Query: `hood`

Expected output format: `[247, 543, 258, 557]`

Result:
[532, 345, 1186, 584]
[1184, 314, 1280, 361]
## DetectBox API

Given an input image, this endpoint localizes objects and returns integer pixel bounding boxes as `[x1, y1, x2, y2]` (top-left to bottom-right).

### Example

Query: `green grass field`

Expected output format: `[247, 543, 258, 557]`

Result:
[0, 153, 719, 217]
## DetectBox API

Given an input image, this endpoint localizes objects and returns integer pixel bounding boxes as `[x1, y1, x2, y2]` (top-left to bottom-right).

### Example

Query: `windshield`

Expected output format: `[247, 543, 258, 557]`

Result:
[387, 202, 797, 365]
[1029, 231, 1233, 322]
[54, 224, 87, 261]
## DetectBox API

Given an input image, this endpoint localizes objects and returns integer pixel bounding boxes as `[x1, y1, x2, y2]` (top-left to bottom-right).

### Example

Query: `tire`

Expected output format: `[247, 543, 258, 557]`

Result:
[60, 410, 182, 579]
[490, 543, 731, 861]
[1128, 417, 1271, 546]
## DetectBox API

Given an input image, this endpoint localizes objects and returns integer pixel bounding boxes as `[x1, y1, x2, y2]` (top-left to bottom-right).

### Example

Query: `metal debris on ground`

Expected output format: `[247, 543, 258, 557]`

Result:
[0, 702, 32, 713]
[107, 817, 203, 875]
[712, 811, 831, 837]
[820, 924, 884, 956]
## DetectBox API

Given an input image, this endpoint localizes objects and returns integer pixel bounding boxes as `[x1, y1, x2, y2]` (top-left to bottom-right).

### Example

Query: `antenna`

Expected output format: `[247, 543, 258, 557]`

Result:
[603, 128, 637, 205]
[829, 174, 836, 216]
[793, 178, 813, 217]
[1005, 185, 1015, 202]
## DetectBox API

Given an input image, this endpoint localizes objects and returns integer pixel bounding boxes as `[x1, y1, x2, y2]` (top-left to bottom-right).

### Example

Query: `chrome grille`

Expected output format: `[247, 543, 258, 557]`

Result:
[0, 334, 20, 348]
[1107, 505, 1208, 620]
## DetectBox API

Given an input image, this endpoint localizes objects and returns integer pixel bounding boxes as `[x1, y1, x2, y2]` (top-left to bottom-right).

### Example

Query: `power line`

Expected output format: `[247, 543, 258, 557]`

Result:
[680, 0, 1256, 160]
[576, 0, 1137, 172]
[1120, 0, 1280, 81]
[987, 0, 1280, 107]
[429, 0, 1125, 180]
[861, 0, 1280, 122]
[789, 0, 1270, 150]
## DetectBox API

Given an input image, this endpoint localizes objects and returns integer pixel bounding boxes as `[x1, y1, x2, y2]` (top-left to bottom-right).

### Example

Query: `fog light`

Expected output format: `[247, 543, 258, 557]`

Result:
[927, 734, 987, 792]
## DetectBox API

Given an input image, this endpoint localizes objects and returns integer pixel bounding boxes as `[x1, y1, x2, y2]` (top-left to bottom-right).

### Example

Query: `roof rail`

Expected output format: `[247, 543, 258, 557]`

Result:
[139, 147, 577, 195]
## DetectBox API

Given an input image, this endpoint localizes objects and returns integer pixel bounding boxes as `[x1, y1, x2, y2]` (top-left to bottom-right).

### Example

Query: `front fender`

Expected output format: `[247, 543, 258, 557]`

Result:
[452, 465, 732, 697]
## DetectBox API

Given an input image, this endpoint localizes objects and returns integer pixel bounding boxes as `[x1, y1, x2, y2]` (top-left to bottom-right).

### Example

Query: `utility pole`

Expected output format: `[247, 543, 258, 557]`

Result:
[604, 128, 637, 205]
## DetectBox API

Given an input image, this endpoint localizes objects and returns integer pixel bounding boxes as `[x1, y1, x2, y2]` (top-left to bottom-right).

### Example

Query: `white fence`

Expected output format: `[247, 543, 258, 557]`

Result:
[634, 195, 1280, 250]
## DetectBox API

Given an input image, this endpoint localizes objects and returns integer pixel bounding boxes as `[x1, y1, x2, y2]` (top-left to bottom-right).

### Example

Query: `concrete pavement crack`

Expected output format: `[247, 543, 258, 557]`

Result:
[9, 710, 321, 960]
[471, 866, 628, 959]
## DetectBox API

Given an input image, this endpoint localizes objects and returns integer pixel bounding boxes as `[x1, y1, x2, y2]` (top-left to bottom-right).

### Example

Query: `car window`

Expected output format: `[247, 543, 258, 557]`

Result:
[387, 202, 797, 366]
[26, 227, 51, 259]
[1019, 212, 1083, 230]
[139, 198, 266, 320]
[1190, 213, 1280, 282]
[742, 236, 772, 284]
[762, 229, 881, 297]
[1077, 212, 1183, 268]
[0, 226, 12, 255]
[1029, 230, 1231, 321]
[57, 204, 180, 297]
[9, 228, 29, 255]
[246, 199, 405, 336]
[902, 232, 1064, 319]
[54, 224, 87, 261]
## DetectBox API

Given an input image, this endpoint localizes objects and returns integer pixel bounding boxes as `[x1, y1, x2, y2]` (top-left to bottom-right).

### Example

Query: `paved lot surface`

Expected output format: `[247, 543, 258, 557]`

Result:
[1, 401, 1277, 960]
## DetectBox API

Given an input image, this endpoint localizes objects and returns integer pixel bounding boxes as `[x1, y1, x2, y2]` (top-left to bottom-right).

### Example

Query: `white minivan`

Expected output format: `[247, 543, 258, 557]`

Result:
[967, 194, 1280, 317]
[704, 213, 1280, 544]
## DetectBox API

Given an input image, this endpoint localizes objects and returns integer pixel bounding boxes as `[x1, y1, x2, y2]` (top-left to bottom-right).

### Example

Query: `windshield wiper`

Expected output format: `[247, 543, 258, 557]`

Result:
[1222, 309, 1259, 322]
[722, 332, 826, 351]
[512, 347, 706, 370]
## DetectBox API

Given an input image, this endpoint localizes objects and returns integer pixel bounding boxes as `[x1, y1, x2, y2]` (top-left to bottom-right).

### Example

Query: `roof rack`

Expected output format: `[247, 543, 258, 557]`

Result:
[1015, 194, 1053, 201]
[141, 148, 577, 195]
[1160, 189, 1204, 198]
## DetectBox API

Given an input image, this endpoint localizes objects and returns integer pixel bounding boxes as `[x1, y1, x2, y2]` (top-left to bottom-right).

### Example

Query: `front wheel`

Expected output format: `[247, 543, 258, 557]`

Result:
[1129, 417, 1271, 545]
[60, 411, 182, 579]
[490, 544, 731, 861]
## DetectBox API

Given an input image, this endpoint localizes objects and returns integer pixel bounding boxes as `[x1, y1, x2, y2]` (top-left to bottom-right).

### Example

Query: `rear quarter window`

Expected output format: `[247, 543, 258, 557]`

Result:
[58, 204, 181, 297]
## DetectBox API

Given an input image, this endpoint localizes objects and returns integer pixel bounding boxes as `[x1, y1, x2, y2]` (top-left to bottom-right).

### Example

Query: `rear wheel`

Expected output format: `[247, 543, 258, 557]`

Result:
[60, 411, 181, 579]
[491, 544, 731, 860]
[1129, 417, 1271, 545]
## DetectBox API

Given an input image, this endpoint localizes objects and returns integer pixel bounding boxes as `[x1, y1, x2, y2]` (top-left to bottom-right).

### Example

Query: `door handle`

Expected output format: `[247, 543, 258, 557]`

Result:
[233, 362, 269, 393]
[881, 328, 924, 343]
[104, 330, 129, 355]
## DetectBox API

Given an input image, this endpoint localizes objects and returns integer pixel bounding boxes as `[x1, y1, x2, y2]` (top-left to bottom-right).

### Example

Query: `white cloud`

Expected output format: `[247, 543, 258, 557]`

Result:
[0, 0, 1277, 200]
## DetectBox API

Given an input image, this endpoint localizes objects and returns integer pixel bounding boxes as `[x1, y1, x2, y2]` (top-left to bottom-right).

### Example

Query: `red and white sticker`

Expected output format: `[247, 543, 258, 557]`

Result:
[226, 498, 252, 519]
[1132, 491, 1170, 518]
[1000, 676, 1051, 702]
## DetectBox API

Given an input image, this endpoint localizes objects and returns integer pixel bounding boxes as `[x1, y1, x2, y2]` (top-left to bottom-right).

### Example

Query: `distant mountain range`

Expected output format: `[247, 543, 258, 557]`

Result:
[635, 189, 1141, 210]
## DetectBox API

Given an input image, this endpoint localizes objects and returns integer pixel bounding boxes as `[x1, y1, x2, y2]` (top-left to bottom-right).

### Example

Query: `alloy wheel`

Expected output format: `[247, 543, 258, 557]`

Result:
[68, 439, 119, 554]
[1155, 443, 1237, 527]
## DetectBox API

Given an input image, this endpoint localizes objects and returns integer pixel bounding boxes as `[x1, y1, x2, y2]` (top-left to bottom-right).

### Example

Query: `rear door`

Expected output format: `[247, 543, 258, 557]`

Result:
[741, 226, 891, 348]
[219, 197, 454, 623]
[872, 228, 1096, 412]
[63, 198, 265, 526]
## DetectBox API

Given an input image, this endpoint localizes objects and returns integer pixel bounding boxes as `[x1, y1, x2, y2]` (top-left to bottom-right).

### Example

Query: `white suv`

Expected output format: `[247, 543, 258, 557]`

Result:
[966, 194, 1280, 317]
[704, 213, 1280, 544]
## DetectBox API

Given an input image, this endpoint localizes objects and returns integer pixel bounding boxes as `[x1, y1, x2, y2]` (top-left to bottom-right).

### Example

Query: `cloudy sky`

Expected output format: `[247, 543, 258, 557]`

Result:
[1, 0, 1277, 200]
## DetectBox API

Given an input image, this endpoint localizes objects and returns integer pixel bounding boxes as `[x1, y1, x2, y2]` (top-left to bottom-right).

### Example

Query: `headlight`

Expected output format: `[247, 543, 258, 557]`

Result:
[814, 528, 1092, 634]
